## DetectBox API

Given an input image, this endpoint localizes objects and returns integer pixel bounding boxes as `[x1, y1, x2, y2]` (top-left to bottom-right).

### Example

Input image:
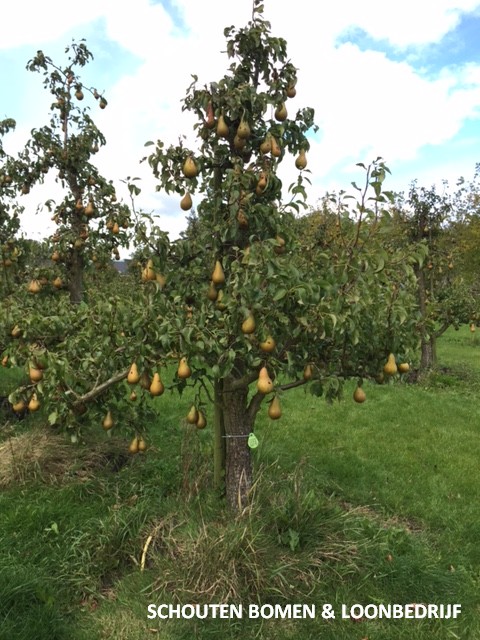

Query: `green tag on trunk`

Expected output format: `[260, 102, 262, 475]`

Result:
[247, 433, 259, 449]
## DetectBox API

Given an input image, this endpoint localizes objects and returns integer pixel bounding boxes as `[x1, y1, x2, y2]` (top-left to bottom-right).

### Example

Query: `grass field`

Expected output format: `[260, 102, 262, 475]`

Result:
[0, 326, 479, 639]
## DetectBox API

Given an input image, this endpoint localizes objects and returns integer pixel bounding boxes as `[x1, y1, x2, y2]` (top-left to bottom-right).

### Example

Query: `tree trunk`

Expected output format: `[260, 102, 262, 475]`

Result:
[69, 246, 84, 305]
[420, 334, 437, 370]
[213, 379, 226, 492]
[223, 380, 252, 512]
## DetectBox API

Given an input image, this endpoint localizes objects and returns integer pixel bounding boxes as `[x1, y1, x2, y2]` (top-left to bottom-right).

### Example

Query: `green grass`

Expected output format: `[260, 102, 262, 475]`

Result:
[0, 325, 479, 639]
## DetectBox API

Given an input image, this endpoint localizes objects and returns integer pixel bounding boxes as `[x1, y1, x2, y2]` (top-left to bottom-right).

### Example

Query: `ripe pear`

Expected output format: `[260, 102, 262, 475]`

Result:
[257, 366, 274, 394]
[205, 101, 215, 129]
[256, 173, 267, 195]
[51, 251, 60, 262]
[259, 336, 276, 353]
[212, 260, 225, 285]
[27, 279, 42, 294]
[180, 192, 192, 211]
[383, 353, 397, 376]
[241, 312, 256, 335]
[237, 117, 251, 139]
[268, 395, 282, 419]
[233, 135, 246, 151]
[129, 436, 139, 454]
[29, 366, 43, 383]
[138, 437, 147, 452]
[112, 222, 120, 234]
[270, 136, 281, 158]
[186, 404, 199, 424]
[273, 236, 286, 255]
[127, 362, 140, 385]
[353, 385, 366, 403]
[217, 113, 229, 138]
[303, 363, 313, 381]
[150, 372, 165, 396]
[178, 357, 192, 379]
[130, 391, 137, 401]
[260, 133, 272, 154]
[12, 399, 26, 414]
[207, 281, 218, 301]
[295, 149, 307, 170]
[196, 410, 207, 429]
[286, 83, 297, 98]
[183, 156, 198, 179]
[398, 363, 410, 374]
[85, 201, 95, 216]
[102, 410, 114, 430]
[237, 210, 248, 228]
[275, 102, 288, 122]
[11, 325, 22, 338]
[139, 370, 151, 390]
[53, 276, 63, 289]
[28, 393, 41, 412]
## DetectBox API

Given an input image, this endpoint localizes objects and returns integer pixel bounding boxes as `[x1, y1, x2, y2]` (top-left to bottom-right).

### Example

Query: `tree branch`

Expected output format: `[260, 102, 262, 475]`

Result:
[72, 368, 128, 408]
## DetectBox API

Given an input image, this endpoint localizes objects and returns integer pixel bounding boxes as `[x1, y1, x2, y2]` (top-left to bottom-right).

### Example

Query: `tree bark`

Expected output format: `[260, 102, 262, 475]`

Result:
[416, 264, 438, 370]
[223, 379, 252, 512]
[213, 379, 226, 492]
[420, 334, 437, 370]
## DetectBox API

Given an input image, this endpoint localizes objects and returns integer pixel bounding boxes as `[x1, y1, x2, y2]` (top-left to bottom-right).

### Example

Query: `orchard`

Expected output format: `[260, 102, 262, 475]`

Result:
[1, 1, 478, 513]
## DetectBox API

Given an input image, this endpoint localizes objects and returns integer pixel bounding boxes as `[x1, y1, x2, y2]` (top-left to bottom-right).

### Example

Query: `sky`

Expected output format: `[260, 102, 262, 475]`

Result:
[1, 0, 480, 242]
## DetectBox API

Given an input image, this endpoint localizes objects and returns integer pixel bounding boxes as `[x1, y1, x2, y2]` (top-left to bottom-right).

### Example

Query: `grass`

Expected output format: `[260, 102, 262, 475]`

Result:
[0, 325, 479, 639]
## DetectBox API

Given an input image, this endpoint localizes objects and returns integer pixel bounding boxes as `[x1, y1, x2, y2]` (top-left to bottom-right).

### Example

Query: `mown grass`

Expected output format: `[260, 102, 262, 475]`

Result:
[0, 325, 478, 640]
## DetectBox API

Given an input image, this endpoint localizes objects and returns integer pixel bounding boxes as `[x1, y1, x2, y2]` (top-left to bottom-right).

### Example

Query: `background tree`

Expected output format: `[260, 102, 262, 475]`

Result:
[17, 41, 131, 304]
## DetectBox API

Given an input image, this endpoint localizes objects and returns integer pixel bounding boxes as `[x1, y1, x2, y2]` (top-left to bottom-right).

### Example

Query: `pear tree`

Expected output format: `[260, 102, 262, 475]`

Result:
[139, 1, 421, 510]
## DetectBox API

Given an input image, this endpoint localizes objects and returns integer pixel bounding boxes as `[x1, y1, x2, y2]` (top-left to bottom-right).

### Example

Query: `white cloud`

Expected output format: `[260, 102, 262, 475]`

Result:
[2, 0, 480, 240]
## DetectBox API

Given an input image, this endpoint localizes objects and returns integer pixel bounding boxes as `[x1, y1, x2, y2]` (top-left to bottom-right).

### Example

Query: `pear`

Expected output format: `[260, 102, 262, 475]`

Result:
[303, 363, 313, 381]
[286, 83, 297, 98]
[398, 363, 410, 374]
[130, 391, 137, 401]
[85, 200, 95, 216]
[205, 101, 215, 129]
[12, 399, 26, 414]
[150, 372, 165, 396]
[156, 273, 167, 288]
[255, 174, 267, 196]
[186, 404, 199, 424]
[268, 395, 282, 420]
[216, 289, 226, 311]
[217, 113, 229, 138]
[178, 357, 192, 379]
[28, 393, 40, 412]
[241, 312, 256, 334]
[75, 199, 83, 211]
[295, 149, 307, 170]
[196, 410, 207, 429]
[29, 366, 43, 383]
[233, 135, 246, 151]
[212, 260, 225, 285]
[275, 102, 288, 122]
[51, 251, 60, 262]
[260, 133, 272, 154]
[53, 276, 63, 289]
[27, 279, 42, 294]
[207, 281, 218, 302]
[127, 362, 140, 385]
[102, 410, 114, 430]
[270, 136, 281, 158]
[257, 366, 273, 394]
[180, 192, 192, 211]
[259, 336, 276, 353]
[237, 210, 249, 228]
[236, 117, 251, 139]
[470, 323, 476, 333]
[11, 325, 22, 338]
[383, 353, 397, 376]
[138, 437, 147, 452]
[112, 222, 120, 234]
[273, 236, 286, 255]
[129, 436, 139, 454]
[182, 156, 198, 179]
[353, 385, 366, 403]
[143, 259, 156, 282]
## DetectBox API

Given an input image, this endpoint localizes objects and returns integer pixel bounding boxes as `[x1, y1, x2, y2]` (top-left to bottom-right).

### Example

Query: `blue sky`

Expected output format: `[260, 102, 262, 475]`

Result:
[1, 0, 480, 240]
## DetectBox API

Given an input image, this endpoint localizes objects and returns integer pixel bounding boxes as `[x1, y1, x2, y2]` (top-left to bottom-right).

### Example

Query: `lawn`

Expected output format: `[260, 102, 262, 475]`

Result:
[0, 325, 478, 640]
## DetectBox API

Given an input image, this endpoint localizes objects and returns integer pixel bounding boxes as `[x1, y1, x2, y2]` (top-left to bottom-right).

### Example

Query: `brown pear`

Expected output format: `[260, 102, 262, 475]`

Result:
[212, 260, 225, 285]
[353, 385, 366, 403]
[150, 372, 165, 396]
[295, 149, 307, 170]
[180, 192, 193, 211]
[383, 353, 397, 376]
[241, 312, 256, 334]
[217, 113, 229, 138]
[102, 410, 114, 430]
[275, 102, 288, 122]
[207, 281, 218, 301]
[270, 136, 281, 158]
[178, 357, 192, 379]
[260, 133, 272, 154]
[303, 363, 313, 381]
[205, 101, 215, 129]
[237, 117, 251, 139]
[127, 362, 140, 385]
[196, 410, 207, 429]
[186, 404, 199, 424]
[129, 436, 139, 454]
[183, 156, 198, 179]
[27, 279, 42, 294]
[286, 83, 297, 98]
[257, 366, 273, 394]
[268, 395, 282, 419]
